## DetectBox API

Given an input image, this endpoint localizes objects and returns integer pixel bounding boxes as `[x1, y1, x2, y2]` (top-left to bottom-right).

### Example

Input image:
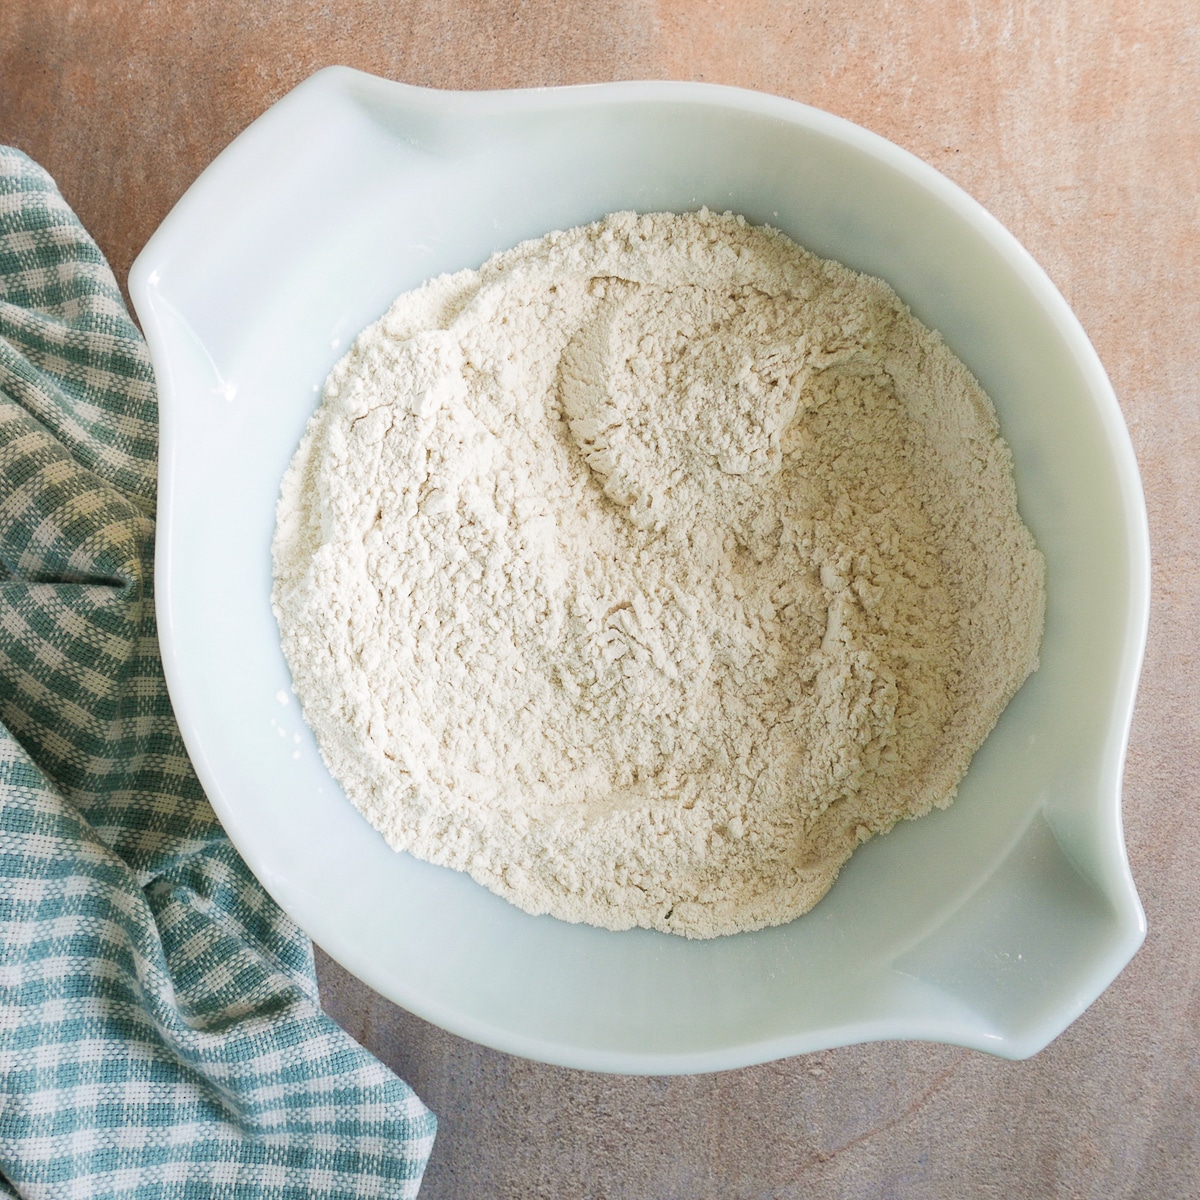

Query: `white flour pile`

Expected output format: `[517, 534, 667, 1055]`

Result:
[273, 209, 1044, 939]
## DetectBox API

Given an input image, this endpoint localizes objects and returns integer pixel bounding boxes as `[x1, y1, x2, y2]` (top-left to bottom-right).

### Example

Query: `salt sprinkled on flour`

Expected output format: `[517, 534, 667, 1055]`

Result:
[272, 210, 1044, 938]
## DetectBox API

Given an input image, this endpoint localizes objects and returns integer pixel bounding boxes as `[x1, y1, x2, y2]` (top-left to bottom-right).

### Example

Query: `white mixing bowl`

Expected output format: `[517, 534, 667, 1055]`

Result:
[131, 67, 1148, 1072]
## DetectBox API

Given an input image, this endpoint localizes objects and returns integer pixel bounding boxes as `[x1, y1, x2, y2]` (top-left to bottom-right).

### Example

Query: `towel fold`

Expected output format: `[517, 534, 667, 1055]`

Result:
[0, 146, 435, 1199]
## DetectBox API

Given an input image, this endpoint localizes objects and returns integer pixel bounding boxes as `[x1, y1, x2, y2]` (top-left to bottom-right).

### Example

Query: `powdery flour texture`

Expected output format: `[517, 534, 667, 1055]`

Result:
[272, 210, 1045, 939]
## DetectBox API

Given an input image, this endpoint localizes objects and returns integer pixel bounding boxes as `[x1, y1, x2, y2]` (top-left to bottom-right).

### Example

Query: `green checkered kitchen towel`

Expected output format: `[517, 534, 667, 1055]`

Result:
[0, 148, 435, 1197]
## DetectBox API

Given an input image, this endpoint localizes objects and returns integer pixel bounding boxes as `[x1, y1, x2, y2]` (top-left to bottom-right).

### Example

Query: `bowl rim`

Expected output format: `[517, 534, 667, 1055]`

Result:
[130, 67, 1150, 1072]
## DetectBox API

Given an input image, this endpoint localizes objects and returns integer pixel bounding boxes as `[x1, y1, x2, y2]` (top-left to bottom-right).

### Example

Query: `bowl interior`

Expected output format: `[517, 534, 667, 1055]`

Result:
[131, 68, 1147, 1071]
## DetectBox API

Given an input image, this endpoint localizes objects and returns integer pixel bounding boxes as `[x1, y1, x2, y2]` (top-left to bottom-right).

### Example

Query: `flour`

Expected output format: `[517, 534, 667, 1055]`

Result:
[272, 209, 1045, 939]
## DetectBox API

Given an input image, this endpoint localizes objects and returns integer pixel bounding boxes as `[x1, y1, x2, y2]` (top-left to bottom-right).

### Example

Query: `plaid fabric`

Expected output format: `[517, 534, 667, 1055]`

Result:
[0, 148, 435, 1198]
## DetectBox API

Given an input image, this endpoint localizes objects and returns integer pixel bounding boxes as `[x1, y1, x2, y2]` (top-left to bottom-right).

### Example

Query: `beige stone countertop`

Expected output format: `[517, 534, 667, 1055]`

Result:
[4, 2, 1196, 1196]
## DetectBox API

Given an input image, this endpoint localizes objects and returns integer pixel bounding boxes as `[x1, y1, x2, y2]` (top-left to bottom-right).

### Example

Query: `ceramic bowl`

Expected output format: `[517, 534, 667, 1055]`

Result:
[130, 67, 1149, 1072]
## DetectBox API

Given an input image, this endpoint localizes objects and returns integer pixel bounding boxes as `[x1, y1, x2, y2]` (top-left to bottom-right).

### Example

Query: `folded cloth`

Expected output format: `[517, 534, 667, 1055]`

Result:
[0, 148, 435, 1198]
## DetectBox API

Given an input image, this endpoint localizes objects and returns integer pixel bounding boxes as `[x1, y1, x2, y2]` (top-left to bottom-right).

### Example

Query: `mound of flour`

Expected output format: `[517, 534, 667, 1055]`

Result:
[272, 209, 1044, 939]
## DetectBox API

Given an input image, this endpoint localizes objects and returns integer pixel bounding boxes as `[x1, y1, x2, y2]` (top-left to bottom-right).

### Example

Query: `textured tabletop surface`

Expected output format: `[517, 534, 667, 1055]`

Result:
[3, 3, 1197, 1197]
